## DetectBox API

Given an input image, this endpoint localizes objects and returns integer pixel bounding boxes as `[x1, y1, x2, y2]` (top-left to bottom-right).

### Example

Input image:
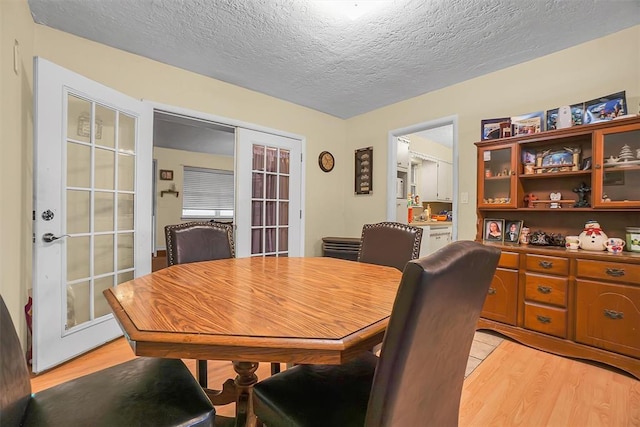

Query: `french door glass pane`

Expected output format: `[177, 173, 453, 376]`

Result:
[67, 142, 91, 187]
[251, 144, 290, 256]
[67, 236, 90, 281]
[65, 93, 136, 330]
[94, 192, 115, 232]
[67, 190, 90, 234]
[95, 105, 115, 149]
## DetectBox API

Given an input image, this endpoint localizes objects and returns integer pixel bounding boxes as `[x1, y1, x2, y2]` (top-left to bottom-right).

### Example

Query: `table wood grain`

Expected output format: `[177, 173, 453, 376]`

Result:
[104, 257, 402, 365]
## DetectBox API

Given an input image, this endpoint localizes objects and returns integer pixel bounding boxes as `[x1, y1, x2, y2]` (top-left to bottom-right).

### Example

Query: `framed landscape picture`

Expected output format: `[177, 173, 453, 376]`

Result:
[583, 91, 626, 124]
[511, 111, 544, 136]
[481, 117, 510, 140]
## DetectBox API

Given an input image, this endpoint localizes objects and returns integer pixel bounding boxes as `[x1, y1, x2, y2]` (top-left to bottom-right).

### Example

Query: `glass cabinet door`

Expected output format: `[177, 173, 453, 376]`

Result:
[593, 123, 640, 208]
[478, 144, 517, 208]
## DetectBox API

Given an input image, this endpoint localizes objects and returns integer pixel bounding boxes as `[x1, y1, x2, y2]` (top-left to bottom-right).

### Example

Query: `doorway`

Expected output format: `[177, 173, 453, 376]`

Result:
[386, 115, 459, 240]
[151, 111, 235, 270]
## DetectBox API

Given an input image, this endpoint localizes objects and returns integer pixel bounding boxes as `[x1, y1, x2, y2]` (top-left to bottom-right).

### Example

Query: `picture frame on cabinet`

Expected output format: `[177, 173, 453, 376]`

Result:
[583, 91, 627, 124]
[581, 156, 592, 170]
[483, 219, 504, 243]
[504, 220, 523, 245]
[481, 117, 510, 140]
[511, 111, 544, 136]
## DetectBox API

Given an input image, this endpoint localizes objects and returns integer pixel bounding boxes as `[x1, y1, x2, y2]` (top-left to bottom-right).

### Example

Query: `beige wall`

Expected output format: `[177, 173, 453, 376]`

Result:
[2, 0, 639, 346]
[344, 26, 640, 240]
[153, 147, 234, 248]
[1, 0, 35, 346]
[32, 24, 349, 261]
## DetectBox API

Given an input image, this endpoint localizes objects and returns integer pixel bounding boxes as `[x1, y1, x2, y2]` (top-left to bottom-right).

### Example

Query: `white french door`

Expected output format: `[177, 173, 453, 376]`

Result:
[32, 58, 152, 372]
[235, 128, 302, 257]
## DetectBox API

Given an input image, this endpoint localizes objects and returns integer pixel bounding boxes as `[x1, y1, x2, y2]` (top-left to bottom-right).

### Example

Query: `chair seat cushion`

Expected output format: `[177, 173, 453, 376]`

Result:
[253, 351, 378, 427]
[23, 358, 214, 427]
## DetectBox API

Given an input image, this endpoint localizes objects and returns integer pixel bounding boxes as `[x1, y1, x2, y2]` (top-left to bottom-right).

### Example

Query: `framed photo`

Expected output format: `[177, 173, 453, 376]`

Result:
[504, 220, 523, 245]
[547, 103, 585, 130]
[583, 91, 626, 124]
[481, 117, 510, 140]
[581, 156, 592, 170]
[511, 111, 544, 136]
[159, 169, 174, 180]
[546, 108, 559, 131]
[570, 102, 585, 126]
[541, 149, 573, 169]
[483, 219, 504, 243]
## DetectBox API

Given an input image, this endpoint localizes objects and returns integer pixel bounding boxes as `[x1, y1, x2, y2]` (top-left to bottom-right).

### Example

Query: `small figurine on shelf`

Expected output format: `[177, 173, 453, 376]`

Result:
[549, 192, 562, 208]
[564, 146, 581, 171]
[572, 182, 591, 207]
[524, 193, 538, 208]
[578, 220, 608, 251]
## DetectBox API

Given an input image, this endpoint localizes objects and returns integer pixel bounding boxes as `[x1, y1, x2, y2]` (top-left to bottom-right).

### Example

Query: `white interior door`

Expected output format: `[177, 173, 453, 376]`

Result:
[32, 57, 152, 372]
[235, 128, 302, 257]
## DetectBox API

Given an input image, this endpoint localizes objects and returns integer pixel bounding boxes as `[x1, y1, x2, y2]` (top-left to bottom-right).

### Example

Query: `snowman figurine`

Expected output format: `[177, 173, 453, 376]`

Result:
[578, 220, 608, 251]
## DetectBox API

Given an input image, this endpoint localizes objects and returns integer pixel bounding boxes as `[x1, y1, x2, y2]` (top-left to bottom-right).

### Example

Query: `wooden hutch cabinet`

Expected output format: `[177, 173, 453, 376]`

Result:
[474, 116, 640, 380]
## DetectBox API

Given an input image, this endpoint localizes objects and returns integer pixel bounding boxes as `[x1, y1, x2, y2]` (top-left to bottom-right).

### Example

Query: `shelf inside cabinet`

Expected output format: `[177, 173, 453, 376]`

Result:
[519, 170, 591, 179]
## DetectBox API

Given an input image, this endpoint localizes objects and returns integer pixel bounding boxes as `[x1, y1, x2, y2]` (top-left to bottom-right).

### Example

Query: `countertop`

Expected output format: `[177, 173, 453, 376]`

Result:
[410, 221, 452, 227]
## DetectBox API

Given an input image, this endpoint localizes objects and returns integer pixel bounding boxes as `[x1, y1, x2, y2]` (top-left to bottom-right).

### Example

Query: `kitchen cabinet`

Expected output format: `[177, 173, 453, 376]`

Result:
[397, 137, 410, 172]
[422, 159, 453, 202]
[417, 224, 452, 257]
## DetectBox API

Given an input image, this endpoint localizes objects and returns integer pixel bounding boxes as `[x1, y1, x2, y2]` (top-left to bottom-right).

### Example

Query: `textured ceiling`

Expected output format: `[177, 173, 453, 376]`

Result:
[28, 0, 640, 119]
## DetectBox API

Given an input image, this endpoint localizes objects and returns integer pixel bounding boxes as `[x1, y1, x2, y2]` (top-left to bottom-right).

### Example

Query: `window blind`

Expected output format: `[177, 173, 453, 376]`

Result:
[182, 166, 234, 216]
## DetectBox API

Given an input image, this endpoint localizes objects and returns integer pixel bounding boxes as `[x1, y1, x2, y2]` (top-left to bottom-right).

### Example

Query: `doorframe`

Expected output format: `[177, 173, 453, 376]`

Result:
[386, 115, 459, 240]
[144, 101, 307, 255]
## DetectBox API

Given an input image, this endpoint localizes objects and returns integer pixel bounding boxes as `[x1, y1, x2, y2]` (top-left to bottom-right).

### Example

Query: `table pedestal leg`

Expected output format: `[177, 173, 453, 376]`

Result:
[233, 361, 259, 427]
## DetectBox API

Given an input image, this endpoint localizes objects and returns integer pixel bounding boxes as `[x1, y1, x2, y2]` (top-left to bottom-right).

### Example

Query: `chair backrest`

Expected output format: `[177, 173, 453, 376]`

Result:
[0, 295, 33, 426]
[165, 221, 235, 266]
[365, 241, 500, 427]
[357, 222, 423, 271]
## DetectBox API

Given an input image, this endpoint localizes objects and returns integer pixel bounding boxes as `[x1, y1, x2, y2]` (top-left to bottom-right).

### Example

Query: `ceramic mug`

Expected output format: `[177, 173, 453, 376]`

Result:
[565, 235, 579, 250]
[604, 238, 625, 254]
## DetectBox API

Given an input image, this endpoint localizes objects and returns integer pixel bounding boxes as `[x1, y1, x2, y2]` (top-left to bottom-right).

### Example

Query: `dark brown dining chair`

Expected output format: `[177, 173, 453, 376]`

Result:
[0, 295, 215, 427]
[252, 240, 500, 427]
[165, 221, 235, 267]
[357, 221, 423, 272]
[164, 221, 282, 378]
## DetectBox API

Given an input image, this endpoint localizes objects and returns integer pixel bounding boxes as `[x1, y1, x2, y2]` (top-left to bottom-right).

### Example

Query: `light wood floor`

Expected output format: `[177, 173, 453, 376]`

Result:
[31, 337, 640, 425]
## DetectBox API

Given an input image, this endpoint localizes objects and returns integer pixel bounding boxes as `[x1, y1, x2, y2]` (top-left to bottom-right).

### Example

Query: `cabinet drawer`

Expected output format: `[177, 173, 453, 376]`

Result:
[481, 268, 518, 326]
[524, 302, 567, 339]
[576, 259, 640, 286]
[526, 254, 569, 276]
[525, 273, 568, 307]
[498, 251, 519, 269]
[576, 279, 640, 359]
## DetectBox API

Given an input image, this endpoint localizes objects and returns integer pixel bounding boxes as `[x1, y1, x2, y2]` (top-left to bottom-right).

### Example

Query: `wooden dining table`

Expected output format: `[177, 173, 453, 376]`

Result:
[104, 256, 402, 427]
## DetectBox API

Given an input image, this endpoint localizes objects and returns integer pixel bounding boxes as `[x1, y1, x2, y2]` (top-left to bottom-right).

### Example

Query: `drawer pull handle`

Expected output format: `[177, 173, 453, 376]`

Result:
[536, 315, 551, 324]
[487, 288, 497, 295]
[539, 261, 553, 269]
[604, 309, 624, 320]
[537, 286, 552, 294]
[605, 268, 625, 277]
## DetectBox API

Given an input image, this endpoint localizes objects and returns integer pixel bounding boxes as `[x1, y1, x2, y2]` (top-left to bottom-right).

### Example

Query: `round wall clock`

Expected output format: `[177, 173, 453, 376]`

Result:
[318, 151, 335, 172]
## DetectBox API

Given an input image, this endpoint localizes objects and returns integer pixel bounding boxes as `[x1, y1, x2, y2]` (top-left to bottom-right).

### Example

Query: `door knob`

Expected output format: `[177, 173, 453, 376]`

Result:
[42, 233, 69, 243]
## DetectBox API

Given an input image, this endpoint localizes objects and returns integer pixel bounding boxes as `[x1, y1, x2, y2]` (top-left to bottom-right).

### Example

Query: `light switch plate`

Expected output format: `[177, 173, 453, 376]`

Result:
[461, 192, 469, 204]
